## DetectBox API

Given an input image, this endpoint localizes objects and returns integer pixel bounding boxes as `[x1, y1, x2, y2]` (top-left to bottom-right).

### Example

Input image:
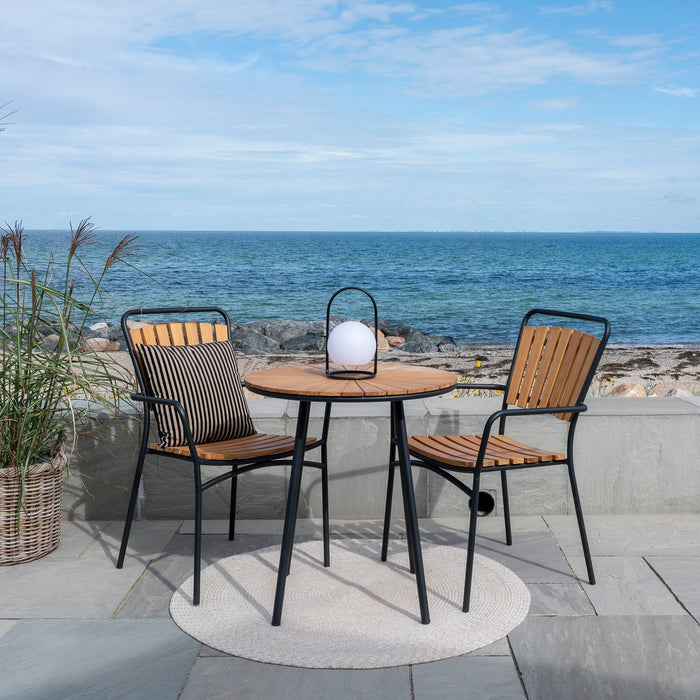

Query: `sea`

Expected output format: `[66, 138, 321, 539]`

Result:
[16, 230, 700, 347]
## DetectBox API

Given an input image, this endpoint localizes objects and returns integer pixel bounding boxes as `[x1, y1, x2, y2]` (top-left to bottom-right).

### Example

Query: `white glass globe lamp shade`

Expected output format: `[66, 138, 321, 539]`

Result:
[327, 321, 377, 366]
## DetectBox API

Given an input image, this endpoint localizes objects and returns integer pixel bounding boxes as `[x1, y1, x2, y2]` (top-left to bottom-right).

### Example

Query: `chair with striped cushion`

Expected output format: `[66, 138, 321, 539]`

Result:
[116, 307, 330, 605]
[381, 309, 610, 612]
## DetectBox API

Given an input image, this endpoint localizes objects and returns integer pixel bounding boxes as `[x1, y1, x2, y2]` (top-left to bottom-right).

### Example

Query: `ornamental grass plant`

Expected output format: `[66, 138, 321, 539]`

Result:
[1, 220, 138, 556]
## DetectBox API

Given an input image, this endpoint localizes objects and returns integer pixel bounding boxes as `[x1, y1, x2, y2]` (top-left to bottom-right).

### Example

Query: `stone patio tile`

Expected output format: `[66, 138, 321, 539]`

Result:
[468, 637, 512, 656]
[528, 583, 595, 615]
[473, 533, 576, 584]
[645, 555, 700, 620]
[44, 520, 107, 558]
[179, 656, 411, 700]
[509, 615, 700, 700]
[567, 556, 689, 615]
[115, 533, 279, 619]
[412, 655, 525, 699]
[545, 514, 700, 557]
[0, 619, 200, 700]
[0, 620, 17, 640]
[0, 555, 146, 619]
[84, 520, 182, 564]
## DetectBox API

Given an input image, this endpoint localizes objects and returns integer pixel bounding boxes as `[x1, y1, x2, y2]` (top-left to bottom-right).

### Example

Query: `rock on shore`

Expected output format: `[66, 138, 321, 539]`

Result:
[43, 318, 699, 398]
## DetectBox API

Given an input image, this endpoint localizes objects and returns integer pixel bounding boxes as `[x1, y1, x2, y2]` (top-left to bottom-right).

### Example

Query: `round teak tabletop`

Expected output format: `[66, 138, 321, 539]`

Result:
[244, 362, 458, 401]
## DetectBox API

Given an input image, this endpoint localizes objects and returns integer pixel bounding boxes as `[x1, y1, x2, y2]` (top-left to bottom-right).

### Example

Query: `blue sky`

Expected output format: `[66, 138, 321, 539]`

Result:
[1, 1, 698, 231]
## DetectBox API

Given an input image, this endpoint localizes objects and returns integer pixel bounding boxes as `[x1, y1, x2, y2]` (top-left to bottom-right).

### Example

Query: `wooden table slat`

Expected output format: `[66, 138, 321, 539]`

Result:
[244, 363, 457, 400]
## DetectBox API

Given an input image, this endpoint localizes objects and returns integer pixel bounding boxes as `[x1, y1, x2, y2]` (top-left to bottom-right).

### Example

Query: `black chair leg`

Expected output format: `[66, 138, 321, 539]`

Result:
[568, 460, 595, 584]
[463, 470, 482, 612]
[228, 471, 238, 541]
[321, 462, 330, 567]
[117, 449, 146, 569]
[193, 479, 203, 605]
[501, 470, 512, 546]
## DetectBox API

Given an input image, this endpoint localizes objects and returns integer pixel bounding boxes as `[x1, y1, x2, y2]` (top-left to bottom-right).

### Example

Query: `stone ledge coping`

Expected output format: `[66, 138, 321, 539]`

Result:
[109, 395, 700, 420]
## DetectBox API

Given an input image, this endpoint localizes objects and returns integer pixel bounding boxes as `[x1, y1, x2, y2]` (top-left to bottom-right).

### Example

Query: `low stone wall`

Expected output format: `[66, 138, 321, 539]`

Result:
[63, 396, 700, 521]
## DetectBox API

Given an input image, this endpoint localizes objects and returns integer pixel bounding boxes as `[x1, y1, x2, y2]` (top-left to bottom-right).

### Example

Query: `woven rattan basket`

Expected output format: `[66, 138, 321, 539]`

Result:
[0, 459, 63, 565]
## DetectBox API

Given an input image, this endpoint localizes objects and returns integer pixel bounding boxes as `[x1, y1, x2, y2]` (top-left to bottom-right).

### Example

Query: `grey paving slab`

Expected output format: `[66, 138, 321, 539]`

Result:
[568, 556, 689, 615]
[545, 514, 700, 557]
[510, 615, 700, 700]
[468, 637, 512, 656]
[0, 620, 17, 640]
[528, 583, 595, 615]
[0, 555, 146, 618]
[178, 656, 411, 700]
[0, 619, 200, 700]
[43, 520, 107, 558]
[645, 555, 700, 621]
[84, 519, 182, 563]
[115, 533, 280, 618]
[363, 530, 576, 610]
[473, 532, 576, 584]
[412, 655, 525, 699]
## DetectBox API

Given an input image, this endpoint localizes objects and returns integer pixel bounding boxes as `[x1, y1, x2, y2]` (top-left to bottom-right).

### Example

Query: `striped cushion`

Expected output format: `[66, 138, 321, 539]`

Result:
[137, 340, 255, 447]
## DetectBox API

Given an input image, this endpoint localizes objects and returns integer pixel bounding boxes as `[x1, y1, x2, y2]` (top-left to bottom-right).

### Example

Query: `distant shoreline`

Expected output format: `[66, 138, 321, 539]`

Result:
[232, 345, 700, 399]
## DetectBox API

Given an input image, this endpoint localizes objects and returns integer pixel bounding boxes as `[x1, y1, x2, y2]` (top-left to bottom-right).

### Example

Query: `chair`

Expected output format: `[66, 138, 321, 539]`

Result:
[381, 308, 610, 612]
[116, 307, 331, 605]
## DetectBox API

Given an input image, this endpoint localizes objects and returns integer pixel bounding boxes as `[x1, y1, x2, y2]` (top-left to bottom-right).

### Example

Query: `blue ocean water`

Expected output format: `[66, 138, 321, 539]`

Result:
[17, 230, 700, 346]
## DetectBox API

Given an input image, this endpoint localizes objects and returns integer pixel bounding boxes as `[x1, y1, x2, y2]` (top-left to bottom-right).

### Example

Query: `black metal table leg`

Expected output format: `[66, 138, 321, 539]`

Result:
[393, 400, 430, 624]
[271, 400, 311, 626]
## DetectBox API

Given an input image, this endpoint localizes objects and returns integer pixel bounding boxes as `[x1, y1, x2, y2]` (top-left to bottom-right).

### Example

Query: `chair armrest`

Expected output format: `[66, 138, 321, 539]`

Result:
[464, 404, 587, 469]
[130, 393, 200, 457]
[482, 404, 587, 437]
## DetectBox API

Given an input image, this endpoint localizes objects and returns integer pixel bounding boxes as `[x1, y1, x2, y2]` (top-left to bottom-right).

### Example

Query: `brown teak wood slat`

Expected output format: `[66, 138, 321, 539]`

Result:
[408, 433, 565, 469]
[153, 433, 317, 462]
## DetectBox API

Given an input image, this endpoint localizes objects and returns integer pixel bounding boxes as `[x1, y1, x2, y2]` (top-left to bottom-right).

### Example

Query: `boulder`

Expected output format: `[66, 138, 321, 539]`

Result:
[107, 324, 124, 342]
[230, 327, 280, 355]
[648, 381, 693, 397]
[370, 328, 390, 352]
[610, 383, 647, 397]
[386, 335, 406, 347]
[42, 333, 60, 350]
[81, 337, 120, 353]
[126, 320, 151, 331]
[245, 320, 324, 344]
[281, 334, 325, 352]
[400, 331, 440, 353]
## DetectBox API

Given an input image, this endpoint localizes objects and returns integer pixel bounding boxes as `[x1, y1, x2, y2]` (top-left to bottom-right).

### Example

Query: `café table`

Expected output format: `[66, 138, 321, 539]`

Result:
[244, 362, 458, 626]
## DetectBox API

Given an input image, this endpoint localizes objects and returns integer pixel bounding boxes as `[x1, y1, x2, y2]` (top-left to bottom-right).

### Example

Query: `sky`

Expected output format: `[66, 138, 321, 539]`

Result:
[1, 1, 699, 232]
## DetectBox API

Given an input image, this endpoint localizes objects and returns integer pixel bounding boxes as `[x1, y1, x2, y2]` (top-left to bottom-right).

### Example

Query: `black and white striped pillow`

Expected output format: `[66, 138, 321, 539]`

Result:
[137, 340, 255, 447]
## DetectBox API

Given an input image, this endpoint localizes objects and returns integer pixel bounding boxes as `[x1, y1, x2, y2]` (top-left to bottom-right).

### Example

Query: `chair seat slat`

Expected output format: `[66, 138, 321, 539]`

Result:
[408, 433, 564, 469]
[151, 432, 317, 462]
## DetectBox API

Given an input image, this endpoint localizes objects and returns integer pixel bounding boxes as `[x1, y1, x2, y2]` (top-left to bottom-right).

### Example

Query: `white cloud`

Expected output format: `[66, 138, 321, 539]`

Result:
[539, 1, 614, 17]
[1, 0, 698, 231]
[529, 97, 581, 111]
[654, 86, 698, 98]
[665, 190, 695, 204]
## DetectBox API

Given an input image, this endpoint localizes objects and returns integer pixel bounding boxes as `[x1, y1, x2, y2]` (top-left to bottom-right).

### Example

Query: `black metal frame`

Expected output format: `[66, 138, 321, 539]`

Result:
[115, 307, 331, 606]
[247, 376, 458, 626]
[325, 286, 378, 379]
[381, 308, 611, 612]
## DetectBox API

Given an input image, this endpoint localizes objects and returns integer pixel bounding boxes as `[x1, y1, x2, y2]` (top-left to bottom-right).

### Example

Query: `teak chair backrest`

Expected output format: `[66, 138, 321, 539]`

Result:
[129, 320, 229, 349]
[505, 312, 608, 422]
[122, 307, 231, 396]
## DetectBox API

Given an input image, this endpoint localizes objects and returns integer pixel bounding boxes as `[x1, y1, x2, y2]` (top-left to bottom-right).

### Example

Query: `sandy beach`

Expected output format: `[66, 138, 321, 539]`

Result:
[234, 345, 700, 398]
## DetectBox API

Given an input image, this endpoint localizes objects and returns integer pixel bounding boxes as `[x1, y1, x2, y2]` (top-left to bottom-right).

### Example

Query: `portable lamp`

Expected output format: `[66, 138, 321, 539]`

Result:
[325, 287, 378, 379]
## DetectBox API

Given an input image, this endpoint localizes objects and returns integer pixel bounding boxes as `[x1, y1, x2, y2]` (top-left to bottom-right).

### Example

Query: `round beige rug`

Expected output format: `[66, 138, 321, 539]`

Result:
[170, 538, 530, 669]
